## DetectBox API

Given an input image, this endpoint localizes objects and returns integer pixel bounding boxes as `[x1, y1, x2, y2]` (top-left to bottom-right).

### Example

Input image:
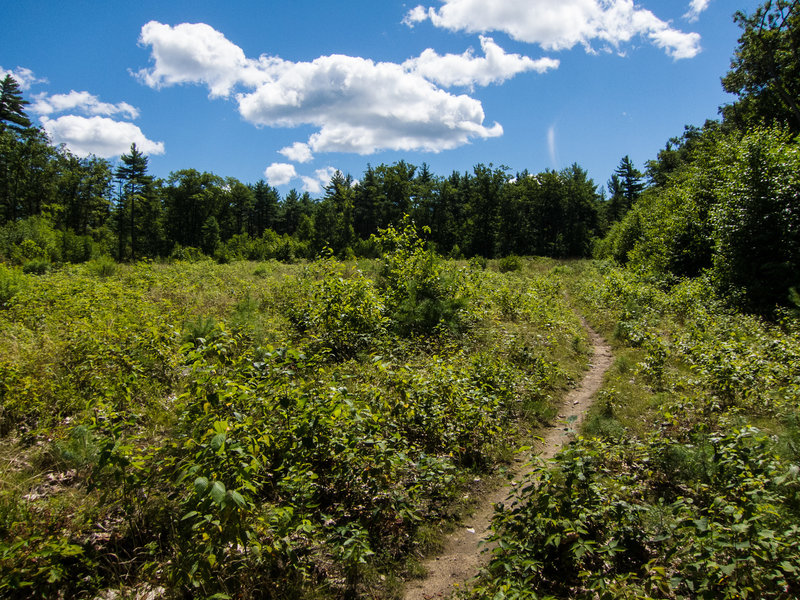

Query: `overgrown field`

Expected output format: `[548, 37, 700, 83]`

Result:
[468, 262, 800, 600]
[0, 224, 589, 599]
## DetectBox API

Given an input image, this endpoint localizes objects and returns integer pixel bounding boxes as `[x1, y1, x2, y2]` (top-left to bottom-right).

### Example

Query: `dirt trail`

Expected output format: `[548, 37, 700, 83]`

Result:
[403, 320, 613, 600]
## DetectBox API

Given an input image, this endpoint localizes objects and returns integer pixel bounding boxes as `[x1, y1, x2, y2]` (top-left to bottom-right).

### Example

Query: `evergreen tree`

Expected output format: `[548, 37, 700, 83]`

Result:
[226, 178, 255, 238]
[279, 189, 302, 235]
[464, 164, 506, 258]
[162, 169, 225, 248]
[0, 127, 58, 223]
[376, 161, 416, 227]
[353, 164, 383, 238]
[315, 170, 354, 255]
[57, 153, 113, 235]
[0, 75, 32, 133]
[201, 215, 221, 256]
[114, 144, 153, 260]
[251, 180, 279, 235]
[607, 156, 644, 223]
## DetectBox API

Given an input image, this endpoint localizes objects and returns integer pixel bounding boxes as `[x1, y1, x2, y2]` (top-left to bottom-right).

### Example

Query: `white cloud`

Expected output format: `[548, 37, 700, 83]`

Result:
[403, 5, 431, 26]
[135, 21, 272, 97]
[31, 90, 140, 119]
[2, 67, 161, 160]
[684, 0, 711, 23]
[0, 66, 47, 90]
[406, 0, 702, 59]
[264, 162, 297, 186]
[648, 26, 702, 60]
[279, 141, 314, 163]
[301, 167, 338, 194]
[403, 35, 559, 88]
[136, 22, 505, 156]
[236, 54, 503, 154]
[41, 115, 165, 158]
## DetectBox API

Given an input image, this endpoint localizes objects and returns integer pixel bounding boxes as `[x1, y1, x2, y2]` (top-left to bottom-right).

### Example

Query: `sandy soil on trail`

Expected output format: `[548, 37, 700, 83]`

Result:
[403, 321, 613, 600]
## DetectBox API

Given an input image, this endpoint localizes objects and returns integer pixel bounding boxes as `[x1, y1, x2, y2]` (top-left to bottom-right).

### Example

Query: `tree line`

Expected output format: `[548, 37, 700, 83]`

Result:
[1, 72, 650, 266]
[2, 0, 797, 314]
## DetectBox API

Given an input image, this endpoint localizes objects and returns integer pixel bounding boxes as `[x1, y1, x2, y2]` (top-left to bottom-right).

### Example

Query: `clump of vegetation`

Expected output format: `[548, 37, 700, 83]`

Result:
[287, 255, 388, 359]
[497, 254, 522, 273]
[21, 258, 48, 275]
[474, 429, 800, 600]
[375, 218, 470, 336]
[0, 264, 22, 306]
[86, 255, 116, 277]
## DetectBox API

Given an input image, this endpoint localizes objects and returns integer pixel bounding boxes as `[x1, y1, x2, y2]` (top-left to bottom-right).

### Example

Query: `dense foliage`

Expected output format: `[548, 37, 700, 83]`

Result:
[597, 124, 800, 312]
[3, 2, 800, 598]
[596, 1, 800, 315]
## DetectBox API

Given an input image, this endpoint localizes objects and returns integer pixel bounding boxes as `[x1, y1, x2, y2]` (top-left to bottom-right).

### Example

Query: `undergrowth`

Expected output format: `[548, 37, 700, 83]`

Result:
[467, 261, 800, 600]
[0, 229, 586, 599]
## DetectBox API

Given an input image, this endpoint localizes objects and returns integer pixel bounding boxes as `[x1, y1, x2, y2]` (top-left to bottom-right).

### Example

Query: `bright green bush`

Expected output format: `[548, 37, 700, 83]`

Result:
[86, 255, 116, 277]
[596, 125, 800, 313]
[287, 257, 388, 359]
[497, 255, 522, 273]
[0, 264, 23, 307]
[375, 218, 469, 336]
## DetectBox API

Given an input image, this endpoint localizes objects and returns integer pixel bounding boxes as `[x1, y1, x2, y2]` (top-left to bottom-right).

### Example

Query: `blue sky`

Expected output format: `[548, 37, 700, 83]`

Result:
[3, 0, 761, 195]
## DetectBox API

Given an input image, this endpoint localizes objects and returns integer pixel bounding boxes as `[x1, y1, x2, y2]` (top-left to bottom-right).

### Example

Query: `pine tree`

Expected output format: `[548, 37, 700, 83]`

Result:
[606, 156, 644, 224]
[0, 75, 32, 133]
[115, 144, 153, 260]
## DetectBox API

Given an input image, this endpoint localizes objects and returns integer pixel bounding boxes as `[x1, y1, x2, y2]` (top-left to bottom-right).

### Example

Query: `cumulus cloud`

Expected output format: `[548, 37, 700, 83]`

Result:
[135, 21, 275, 97]
[403, 5, 430, 26]
[264, 162, 298, 186]
[301, 167, 339, 194]
[31, 90, 140, 119]
[684, 0, 711, 22]
[41, 115, 165, 158]
[136, 21, 508, 157]
[403, 35, 559, 87]
[0, 66, 47, 90]
[279, 142, 314, 163]
[235, 54, 503, 155]
[405, 0, 702, 59]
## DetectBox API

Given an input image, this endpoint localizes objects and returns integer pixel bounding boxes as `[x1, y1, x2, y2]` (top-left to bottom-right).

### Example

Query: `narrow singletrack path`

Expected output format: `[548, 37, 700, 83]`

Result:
[403, 320, 613, 600]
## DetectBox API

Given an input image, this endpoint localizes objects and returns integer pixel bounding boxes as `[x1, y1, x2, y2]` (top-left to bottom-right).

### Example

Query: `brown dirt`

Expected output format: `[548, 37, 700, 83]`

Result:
[403, 320, 613, 600]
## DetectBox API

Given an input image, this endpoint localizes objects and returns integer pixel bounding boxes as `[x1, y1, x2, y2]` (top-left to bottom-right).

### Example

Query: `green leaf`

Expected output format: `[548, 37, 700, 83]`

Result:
[210, 480, 226, 505]
[227, 489, 247, 509]
[780, 561, 797, 574]
[211, 432, 226, 451]
[194, 476, 209, 495]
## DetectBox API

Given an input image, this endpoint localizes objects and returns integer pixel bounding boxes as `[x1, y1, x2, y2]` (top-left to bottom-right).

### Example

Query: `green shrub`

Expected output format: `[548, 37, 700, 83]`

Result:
[288, 258, 387, 359]
[374, 217, 469, 336]
[22, 259, 49, 275]
[169, 245, 207, 262]
[0, 264, 22, 306]
[86, 255, 117, 277]
[474, 430, 800, 600]
[497, 254, 522, 273]
[182, 315, 222, 346]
